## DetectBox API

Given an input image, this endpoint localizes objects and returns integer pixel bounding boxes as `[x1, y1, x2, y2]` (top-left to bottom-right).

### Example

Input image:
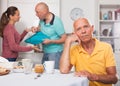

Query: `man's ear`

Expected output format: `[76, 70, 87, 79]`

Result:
[91, 25, 94, 33]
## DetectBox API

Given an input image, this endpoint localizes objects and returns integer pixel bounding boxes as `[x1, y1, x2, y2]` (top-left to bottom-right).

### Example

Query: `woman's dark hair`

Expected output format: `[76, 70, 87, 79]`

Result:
[0, 6, 18, 37]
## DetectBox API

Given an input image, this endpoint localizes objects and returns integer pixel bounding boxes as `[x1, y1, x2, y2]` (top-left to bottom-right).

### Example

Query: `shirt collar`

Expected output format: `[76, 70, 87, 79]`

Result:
[78, 38, 103, 55]
[43, 13, 55, 25]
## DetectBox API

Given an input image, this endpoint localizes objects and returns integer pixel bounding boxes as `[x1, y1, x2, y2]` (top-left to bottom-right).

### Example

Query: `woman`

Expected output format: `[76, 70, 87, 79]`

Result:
[0, 6, 39, 61]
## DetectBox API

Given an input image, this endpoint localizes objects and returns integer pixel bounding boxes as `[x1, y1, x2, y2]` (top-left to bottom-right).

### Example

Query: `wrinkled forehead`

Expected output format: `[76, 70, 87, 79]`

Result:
[35, 3, 48, 12]
[35, 5, 41, 12]
[74, 18, 90, 29]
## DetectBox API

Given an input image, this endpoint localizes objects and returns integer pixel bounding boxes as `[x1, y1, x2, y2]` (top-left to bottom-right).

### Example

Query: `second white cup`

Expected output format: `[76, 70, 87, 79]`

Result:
[43, 61, 55, 74]
[22, 59, 33, 74]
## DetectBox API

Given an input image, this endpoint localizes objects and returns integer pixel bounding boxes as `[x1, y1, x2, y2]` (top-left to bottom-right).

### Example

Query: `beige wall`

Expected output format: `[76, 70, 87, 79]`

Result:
[61, 0, 98, 33]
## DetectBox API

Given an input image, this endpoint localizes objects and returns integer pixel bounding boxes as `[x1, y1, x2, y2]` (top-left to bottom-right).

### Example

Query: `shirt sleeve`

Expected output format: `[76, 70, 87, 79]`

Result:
[105, 44, 116, 67]
[70, 45, 77, 66]
[5, 27, 32, 52]
[20, 30, 28, 41]
[54, 17, 65, 36]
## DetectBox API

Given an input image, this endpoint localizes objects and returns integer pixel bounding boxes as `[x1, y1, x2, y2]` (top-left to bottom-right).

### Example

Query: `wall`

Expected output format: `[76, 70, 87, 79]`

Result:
[0, 0, 8, 16]
[0, 0, 98, 54]
[7, 0, 60, 33]
[0, 0, 8, 55]
[0, 0, 1, 16]
[0, 0, 1, 55]
[100, 0, 120, 5]
[61, 0, 98, 33]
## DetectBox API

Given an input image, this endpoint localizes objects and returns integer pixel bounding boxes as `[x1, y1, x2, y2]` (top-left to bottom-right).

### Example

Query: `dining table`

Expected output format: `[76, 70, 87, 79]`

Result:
[0, 69, 89, 86]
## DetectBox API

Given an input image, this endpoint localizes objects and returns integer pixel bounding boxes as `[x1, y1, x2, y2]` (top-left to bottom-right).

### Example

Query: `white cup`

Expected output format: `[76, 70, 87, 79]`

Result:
[43, 61, 55, 74]
[22, 59, 33, 74]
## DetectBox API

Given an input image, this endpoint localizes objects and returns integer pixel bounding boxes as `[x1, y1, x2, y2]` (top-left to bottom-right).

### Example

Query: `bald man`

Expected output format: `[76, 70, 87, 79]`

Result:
[35, 2, 67, 69]
[60, 18, 118, 86]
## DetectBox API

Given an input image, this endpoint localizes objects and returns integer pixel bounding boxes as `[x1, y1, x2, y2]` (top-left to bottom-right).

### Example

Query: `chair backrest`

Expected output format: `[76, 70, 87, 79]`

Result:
[0, 56, 9, 62]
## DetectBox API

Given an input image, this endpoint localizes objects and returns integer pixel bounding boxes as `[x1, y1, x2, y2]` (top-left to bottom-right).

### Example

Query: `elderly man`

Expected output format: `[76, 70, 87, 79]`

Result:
[60, 18, 118, 86]
[35, 2, 67, 69]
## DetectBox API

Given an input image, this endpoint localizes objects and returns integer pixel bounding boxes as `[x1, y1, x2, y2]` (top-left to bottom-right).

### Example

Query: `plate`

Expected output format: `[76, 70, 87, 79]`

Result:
[0, 70, 10, 76]
[13, 61, 24, 73]
[13, 68, 24, 73]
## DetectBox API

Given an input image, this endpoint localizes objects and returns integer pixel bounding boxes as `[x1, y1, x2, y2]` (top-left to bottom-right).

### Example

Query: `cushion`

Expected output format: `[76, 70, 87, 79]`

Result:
[25, 31, 49, 44]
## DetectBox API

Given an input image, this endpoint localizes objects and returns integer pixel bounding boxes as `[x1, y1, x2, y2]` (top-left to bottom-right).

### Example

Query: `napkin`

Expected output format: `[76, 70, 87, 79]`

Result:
[0, 56, 9, 63]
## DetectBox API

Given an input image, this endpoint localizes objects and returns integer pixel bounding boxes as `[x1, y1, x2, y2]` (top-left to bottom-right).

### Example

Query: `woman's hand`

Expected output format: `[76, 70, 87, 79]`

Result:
[31, 46, 41, 52]
[25, 28, 31, 32]
[25, 26, 40, 33]
[31, 26, 39, 33]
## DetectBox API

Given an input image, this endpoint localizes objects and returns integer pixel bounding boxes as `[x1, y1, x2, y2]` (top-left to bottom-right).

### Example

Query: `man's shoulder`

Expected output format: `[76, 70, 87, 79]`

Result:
[99, 41, 111, 46]
[98, 40, 112, 49]
[54, 15, 62, 22]
[71, 44, 80, 50]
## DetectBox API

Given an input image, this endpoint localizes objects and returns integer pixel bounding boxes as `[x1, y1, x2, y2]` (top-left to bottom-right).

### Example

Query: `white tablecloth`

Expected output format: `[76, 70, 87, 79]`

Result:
[0, 70, 89, 86]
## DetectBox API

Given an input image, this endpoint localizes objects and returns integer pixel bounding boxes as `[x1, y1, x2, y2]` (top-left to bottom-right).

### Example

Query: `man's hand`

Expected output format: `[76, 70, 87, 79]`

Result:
[66, 33, 81, 44]
[75, 70, 99, 81]
[31, 46, 41, 52]
[42, 39, 52, 44]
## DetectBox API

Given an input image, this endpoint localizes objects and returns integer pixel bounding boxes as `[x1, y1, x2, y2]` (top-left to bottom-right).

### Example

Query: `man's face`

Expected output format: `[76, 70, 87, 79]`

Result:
[35, 7, 47, 20]
[74, 19, 94, 43]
